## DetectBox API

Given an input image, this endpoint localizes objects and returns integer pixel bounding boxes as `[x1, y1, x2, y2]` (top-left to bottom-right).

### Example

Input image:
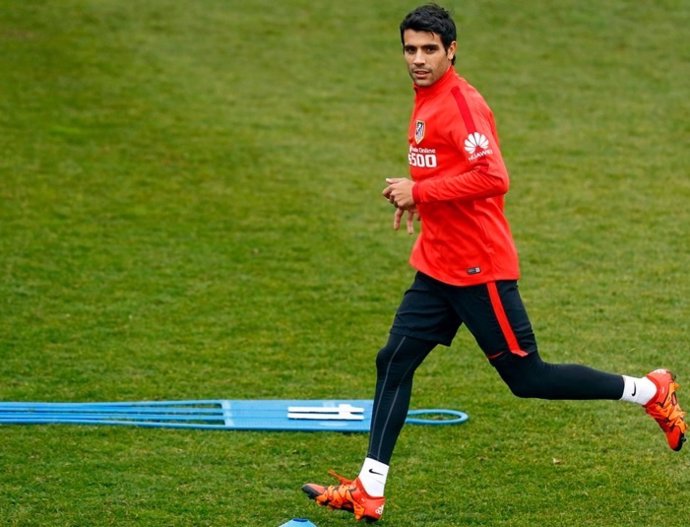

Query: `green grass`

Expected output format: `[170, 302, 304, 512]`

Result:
[1, 0, 689, 525]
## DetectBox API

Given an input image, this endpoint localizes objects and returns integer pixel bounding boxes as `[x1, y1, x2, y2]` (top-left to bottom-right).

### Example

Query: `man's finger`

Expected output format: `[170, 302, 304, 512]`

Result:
[406, 210, 415, 234]
[393, 208, 403, 230]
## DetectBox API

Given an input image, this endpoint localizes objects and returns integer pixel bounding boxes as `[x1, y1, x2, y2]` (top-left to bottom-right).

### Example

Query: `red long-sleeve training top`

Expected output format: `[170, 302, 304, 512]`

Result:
[408, 67, 520, 286]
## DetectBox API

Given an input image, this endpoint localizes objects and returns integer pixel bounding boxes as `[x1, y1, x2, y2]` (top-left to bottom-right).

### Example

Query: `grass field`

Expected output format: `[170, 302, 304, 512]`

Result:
[1, 1, 689, 525]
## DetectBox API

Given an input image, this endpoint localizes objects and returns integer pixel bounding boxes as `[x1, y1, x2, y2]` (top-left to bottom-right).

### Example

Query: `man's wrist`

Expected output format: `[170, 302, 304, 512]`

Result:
[411, 182, 422, 204]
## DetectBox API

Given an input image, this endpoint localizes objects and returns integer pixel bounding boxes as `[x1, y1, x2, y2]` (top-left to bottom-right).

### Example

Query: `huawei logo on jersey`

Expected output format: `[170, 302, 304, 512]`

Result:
[464, 132, 493, 160]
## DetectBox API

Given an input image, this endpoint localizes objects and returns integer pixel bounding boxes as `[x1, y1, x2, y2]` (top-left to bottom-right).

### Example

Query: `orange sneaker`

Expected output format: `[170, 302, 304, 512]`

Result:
[302, 470, 385, 522]
[644, 369, 687, 451]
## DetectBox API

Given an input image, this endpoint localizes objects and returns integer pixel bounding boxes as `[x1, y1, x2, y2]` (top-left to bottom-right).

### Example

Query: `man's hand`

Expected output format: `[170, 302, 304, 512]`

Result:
[383, 178, 416, 210]
[393, 207, 419, 234]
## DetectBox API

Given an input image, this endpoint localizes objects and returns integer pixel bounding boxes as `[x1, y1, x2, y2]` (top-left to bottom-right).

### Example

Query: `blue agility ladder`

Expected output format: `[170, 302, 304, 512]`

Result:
[0, 399, 468, 432]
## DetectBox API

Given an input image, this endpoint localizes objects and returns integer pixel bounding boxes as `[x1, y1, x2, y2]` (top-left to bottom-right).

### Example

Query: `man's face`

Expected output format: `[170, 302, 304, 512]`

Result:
[403, 29, 456, 87]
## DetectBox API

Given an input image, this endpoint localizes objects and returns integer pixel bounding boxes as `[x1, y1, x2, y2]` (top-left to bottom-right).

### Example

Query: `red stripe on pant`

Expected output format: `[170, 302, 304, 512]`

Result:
[486, 281, 528, 357]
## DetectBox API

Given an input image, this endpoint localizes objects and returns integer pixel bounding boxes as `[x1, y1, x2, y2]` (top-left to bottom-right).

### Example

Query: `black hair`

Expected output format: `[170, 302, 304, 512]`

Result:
[400, 4, 457, 64]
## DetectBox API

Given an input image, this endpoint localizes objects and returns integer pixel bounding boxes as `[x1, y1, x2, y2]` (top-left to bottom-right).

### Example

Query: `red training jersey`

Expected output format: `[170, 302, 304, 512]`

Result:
[408, 67, 520, 286]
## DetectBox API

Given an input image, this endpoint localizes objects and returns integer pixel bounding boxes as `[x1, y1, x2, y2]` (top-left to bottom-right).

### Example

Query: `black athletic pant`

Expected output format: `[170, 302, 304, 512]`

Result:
[367, 273, 625, 465]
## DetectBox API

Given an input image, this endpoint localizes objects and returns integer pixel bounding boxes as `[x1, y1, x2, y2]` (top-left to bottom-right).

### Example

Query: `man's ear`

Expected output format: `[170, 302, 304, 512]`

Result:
[447, 40, 457, 61]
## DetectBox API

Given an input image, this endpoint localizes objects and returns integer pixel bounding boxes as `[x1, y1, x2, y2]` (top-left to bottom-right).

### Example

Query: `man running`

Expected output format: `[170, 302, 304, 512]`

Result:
[302, 4, 686, 522]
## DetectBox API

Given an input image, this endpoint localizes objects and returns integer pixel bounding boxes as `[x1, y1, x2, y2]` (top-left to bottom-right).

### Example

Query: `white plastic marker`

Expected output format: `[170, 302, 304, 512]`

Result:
[287, 403, 364, 421]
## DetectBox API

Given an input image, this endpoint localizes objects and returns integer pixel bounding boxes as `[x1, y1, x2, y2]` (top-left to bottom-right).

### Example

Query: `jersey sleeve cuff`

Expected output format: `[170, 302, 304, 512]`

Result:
[412, 182, 423, 204]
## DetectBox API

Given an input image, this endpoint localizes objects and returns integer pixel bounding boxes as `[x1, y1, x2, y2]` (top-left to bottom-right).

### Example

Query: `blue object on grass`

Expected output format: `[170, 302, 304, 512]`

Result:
[279, 519, 317, 527]
[0, 399, 468, 432]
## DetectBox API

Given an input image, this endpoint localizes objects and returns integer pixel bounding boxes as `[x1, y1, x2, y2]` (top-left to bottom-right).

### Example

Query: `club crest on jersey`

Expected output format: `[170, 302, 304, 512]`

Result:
[414, 120, 425, 144]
